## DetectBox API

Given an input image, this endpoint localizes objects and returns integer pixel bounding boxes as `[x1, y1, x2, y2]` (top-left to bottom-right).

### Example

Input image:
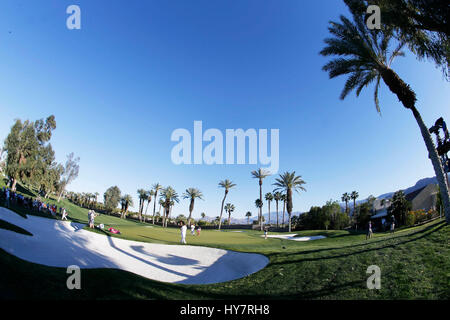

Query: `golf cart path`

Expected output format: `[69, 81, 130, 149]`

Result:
[0, 207, 268, 284]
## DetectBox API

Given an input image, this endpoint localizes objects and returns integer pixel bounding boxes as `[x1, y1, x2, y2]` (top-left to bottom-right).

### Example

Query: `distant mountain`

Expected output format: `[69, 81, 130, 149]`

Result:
[347, 172, 449, 208]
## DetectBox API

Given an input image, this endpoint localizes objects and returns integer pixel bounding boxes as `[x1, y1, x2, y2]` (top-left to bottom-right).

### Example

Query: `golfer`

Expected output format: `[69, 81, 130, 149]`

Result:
[180, 221, 187, 244]
[191, 223, 195, 235]
[264, 227, 268, 240]
[366, 221, 373, 240]
[197, 226, 201, 236]
[88, 210, 96, 229]
[390, 215, 396, 234]
[61, 208, 68, 221]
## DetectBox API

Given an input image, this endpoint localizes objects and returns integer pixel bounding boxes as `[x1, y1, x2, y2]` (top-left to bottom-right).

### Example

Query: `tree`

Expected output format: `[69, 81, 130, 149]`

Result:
[57, 152, 80, 202]
[218, 179, 236, 230]
[387, 190, 412, 226]
[273, 171, 307, 232]
[104, 186, 121, 214]
[341, 193, 350, 215]
[273, 191, 282, 227]
[182, 187, 204, 227]
[251, 168, 271, 231]
[344, 0, 450, 78]
[246, 211, 252, 224]
[137, 189, 148, 222]
[120, 194, 133, 219]
[144, 190, 155, 221]
[320, 8, 450, 223]
[281, 193, 287, 227]
[160, 186, 179, 227]
[4, 115, 56, 192]
[152, 183, 163, 225]
[255, 199, 263, 224]
[201, 212, 206, 219]
[265, 192, 273, 224]
[225, 203, 235, 225]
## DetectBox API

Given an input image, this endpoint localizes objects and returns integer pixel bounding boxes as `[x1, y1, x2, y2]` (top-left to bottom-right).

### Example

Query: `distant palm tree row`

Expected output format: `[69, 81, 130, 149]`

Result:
[126, 170, 306, 232]
[341, 191, 359, 215]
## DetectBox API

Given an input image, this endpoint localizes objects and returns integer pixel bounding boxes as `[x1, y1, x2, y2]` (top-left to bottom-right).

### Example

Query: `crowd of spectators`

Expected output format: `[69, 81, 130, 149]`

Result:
[1, 187, 66, 219]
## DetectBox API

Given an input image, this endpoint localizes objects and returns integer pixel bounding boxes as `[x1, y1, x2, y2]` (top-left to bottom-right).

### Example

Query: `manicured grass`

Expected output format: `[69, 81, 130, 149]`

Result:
[0, 180, 449, 299]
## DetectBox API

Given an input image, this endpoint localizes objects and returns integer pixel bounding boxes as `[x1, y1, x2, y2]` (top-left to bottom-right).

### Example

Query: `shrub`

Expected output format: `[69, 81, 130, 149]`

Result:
[405, 211, 415, 226]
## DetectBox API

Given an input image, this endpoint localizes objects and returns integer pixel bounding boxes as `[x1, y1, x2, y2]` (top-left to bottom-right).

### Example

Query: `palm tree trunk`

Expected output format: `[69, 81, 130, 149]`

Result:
[259, 181, 263, 231]
[188, 199, 194, 227]
[282, 201, 286, 228]
[11, 178, 17, 192]
[276, 201, 279, 227]
[380, 66, 450, 223]
[410, 106, 450, 223]
[152, 191, 158, 225]
[218, 192, 227, 230]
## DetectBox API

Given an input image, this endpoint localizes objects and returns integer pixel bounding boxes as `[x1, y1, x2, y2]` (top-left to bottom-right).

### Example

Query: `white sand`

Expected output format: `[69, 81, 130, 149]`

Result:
[263, 234, 326, 241]
[0, 207, 268, 284]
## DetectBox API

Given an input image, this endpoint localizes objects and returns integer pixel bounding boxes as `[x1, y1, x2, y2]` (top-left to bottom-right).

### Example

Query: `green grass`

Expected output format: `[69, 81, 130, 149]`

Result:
[0, 180, 449, 300]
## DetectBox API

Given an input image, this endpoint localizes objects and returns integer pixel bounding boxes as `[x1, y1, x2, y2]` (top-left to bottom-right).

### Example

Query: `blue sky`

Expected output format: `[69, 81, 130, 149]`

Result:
[0, 1, 449, 220]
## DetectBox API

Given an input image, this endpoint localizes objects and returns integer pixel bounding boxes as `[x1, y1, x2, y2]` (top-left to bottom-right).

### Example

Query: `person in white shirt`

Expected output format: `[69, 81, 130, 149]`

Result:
[190, 223, 195, 235]
[61, 208, 68, 220]
[180, 221, 187, 244]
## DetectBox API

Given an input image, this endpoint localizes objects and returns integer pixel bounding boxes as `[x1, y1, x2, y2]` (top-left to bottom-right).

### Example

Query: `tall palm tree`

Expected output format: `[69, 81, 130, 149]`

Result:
[251, 168, 271, 231]
[158, 198, 165, 223]
[201, 212, 206, 220]
[255, 199, 263, 222]
[182, 188, 204, 227]
[342, 192, 351, 215]
[120, 194, 133, 219]
[137, 189, 148, 222]
[273, 171, 306, 232]
[320, 9, 450, 222]
[218, 179, 236, 230]
[246, 211, 252, 224]
[160, 186, 179, 228]
[265, 192, 273, 224]
[225, 203, 235, 225]
[152, 183, 163, 225]
[350, 191, 359, 214]
[281, 193, 286, 227]
[273, 191, 282, 227]
[144, 190, 155, 222]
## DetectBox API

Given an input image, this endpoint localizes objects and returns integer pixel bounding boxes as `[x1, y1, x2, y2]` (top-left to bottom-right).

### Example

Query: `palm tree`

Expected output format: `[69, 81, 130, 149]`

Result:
[137, 189, 148, 222]
[218, 179, 236, 230]
[265, 192, 273, 224]
[225, 203, 235, 225]
[120, 194, 133, 219]
[152, 183, 163, 225]
[255, 199, 263, 215]
[160, 186, 179, 228]
[144, 190, 155, 222]
[246, 211, 252, 224]
[273, 191, 282, 227]
[158, 198, 164, 223]
[342, 193, 350, 215]
[182, 188, 204, 227]
[281, 193, 286, 227]
[320, 9, 450, 222]
[350, 190, 359, 214]
[201, 212, 206, 220]
[251, 168, 271, 231]
[273, 171, 306, 232]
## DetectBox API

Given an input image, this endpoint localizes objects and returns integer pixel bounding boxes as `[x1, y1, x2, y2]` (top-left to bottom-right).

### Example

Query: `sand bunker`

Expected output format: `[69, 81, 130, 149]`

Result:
[0, 208, 268, 284]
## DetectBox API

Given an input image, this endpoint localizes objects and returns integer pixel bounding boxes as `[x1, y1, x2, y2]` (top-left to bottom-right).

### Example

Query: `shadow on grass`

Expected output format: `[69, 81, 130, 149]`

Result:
[265, 221, 446, 260]
[268, 222, 447, 266]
